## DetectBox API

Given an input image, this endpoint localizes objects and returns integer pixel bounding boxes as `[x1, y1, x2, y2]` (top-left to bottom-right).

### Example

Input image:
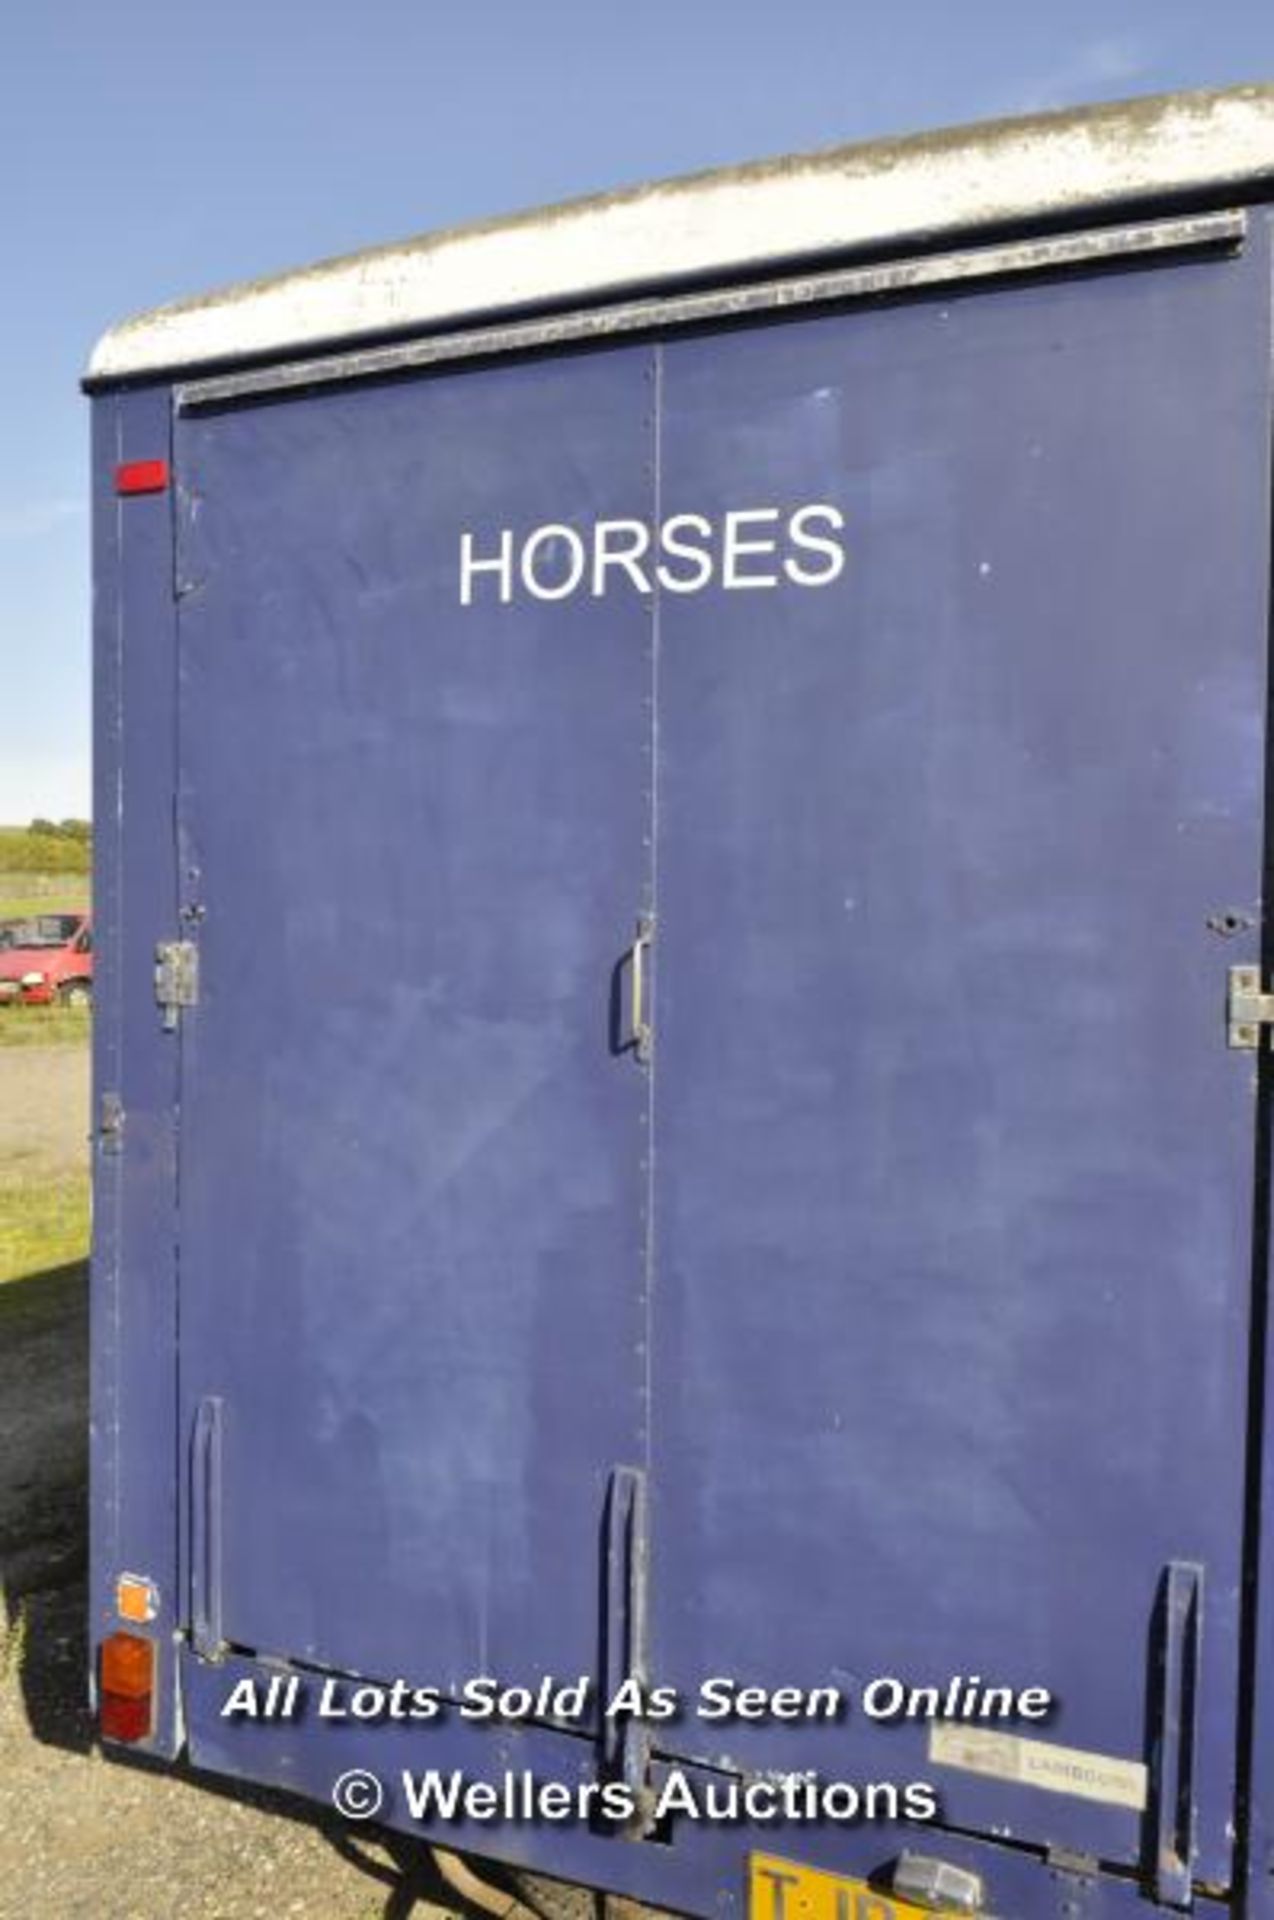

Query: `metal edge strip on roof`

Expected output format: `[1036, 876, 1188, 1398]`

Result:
[176, 211, 1246, 410]
[87, 83, 1274, 388]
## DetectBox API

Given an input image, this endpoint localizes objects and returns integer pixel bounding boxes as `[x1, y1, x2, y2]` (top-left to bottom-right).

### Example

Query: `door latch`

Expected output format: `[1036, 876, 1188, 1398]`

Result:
[893, 1853, 984, 1914]
[99, 1091, 125, 1155]
[155, 940, 199, 1032]
[1228, 966, 1274, 1048]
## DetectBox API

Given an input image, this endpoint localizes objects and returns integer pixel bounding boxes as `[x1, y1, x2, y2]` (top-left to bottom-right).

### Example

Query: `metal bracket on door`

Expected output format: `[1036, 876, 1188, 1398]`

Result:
[190, 1396, 227, 1662]
[155, 939, 199, 1033]
[602, 1465, 654, 1831]
[1151, 1560, 1203, 1909]
[1227, 967, 1274, 1048]
[98, 1091, 125, 1156]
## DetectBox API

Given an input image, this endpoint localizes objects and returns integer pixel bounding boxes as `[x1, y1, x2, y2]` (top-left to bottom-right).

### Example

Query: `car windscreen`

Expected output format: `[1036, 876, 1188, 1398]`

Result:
[0, 915, 82, 949]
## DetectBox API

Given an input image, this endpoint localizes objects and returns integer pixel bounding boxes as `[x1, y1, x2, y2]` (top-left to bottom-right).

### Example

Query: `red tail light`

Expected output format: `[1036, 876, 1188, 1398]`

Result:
[115, 458, 170, 496]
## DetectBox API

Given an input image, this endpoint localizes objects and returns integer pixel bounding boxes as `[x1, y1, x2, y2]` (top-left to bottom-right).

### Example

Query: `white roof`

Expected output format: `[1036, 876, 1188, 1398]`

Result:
[87, 83, 1274, 386]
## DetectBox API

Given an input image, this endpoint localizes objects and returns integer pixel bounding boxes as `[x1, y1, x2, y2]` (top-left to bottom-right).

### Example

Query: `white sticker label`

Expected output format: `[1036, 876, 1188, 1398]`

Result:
[929, 1723, 1148, 1811]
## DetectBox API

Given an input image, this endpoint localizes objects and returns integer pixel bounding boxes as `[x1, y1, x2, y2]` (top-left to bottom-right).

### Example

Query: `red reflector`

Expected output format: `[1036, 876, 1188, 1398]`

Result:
[99, 1630, 155, 1744]
[115, 458, 169, 496]
[100, 1689, 153, 1743]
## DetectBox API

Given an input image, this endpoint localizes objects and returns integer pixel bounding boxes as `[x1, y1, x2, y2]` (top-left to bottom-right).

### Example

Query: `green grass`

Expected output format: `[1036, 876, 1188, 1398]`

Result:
[0, 893, 89, 920]
[0, 875, 91, 919]
[0, 1006, 91, 1049]
[0, 1167, 89, 1286]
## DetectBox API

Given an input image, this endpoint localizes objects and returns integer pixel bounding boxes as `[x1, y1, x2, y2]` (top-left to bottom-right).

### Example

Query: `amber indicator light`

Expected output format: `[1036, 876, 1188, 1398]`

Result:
[99, 1631, 155, 1744]
[116, 1574, 159, 1624]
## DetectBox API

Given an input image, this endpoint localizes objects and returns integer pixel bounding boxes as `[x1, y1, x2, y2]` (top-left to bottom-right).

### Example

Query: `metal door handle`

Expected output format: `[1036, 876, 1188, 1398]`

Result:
[630, 918, 654, 1064]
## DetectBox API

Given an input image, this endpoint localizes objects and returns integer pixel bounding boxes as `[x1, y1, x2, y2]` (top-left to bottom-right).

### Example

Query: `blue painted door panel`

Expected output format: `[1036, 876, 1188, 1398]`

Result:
[648, 241, 1271, 1883]
[170, 234, 1271, 1897]
[174, 348, 653, 1696]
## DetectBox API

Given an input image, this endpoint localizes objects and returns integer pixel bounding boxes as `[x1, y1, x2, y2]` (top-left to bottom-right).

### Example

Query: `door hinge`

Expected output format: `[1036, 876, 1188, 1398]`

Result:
[1228, 966, 1274, 1048]
[155, 940, 199, 1032]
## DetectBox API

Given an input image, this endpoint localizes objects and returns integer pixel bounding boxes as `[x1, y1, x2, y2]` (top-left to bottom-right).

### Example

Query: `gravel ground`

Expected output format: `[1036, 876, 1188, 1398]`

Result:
[0, 1043, 89, 1170]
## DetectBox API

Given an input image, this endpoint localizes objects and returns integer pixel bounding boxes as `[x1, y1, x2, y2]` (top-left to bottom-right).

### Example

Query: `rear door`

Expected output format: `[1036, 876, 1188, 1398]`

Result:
[648, 231, 1272, 1885]
[174, 346, 654, 1696]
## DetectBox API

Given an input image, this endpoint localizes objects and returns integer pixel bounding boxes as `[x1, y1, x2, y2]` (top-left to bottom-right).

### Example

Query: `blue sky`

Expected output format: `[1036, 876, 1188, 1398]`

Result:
[1, 1, 1270, 823]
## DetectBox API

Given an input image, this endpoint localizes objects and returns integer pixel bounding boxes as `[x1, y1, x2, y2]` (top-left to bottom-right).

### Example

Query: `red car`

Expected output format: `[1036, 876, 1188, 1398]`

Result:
[0, 910, 93, 1008]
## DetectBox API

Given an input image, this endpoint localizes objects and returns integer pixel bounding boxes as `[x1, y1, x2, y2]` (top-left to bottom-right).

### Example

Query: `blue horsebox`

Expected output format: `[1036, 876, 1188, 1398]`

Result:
[86, 84, 1274, 1920]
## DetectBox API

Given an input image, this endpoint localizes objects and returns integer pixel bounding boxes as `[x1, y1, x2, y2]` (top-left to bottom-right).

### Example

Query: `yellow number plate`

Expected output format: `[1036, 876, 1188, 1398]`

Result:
[750, 1853, 933, 1920]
